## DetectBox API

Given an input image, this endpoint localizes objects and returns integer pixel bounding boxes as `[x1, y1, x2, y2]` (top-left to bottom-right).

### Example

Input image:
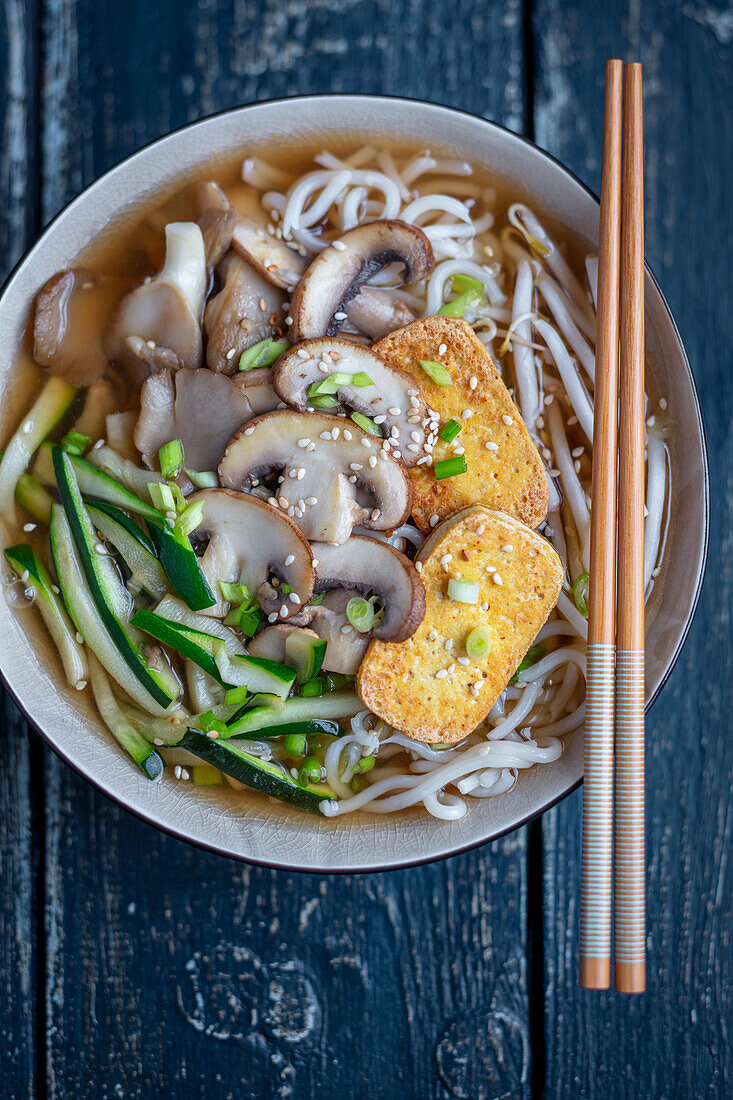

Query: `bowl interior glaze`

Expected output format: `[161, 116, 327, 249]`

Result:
[0, 96, 708, 871]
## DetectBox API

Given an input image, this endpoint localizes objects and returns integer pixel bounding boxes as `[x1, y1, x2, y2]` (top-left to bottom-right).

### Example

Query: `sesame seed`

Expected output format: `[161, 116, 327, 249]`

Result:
[22, 522, 36, 532]
[226, 348, 237, 360]
[409, 396, 420, 409]
[373, 415, 387, 425]
[542, 447, 552, 461]
[320, 430, 332, 440]
[284, 554, 295, 566]
[332, 239, 346, 251]
[280, 604, 290, 617]
[536, 415, 545, 429]
[306, 442, 316, 452]
[415, 561, 423, 573]
[469, 376, 478, 390]
[544, 394, 554, 406]
[52, 585, 59, 594]
[297, 467, 306, 480]
[75, 632, 84, 644]
[502, 414, 513, 425]
[268, 496, 279, 507]
[457, 657, 470, 666]
[174, 766, 182, 779]
[95, 544, 108, 555]
[350, 462, 363, 471]
[430, 514, 439, 527]
[312, 558, 319, 568]
[444, 638, 454, 651]
[406, 444, 420, 453]
[435, 669, 448, 680]
[318, 361, 330, 374]
[21, 421, 33, 434]
[481, 601, 489, 611]
[659, 397, 668, 410]
[652, 566, 661, 577]
[361, 438, 371, 448]
[331, 426, 340, 439]
[476, 524, 486, 535]
[285, 316, 293, 326]
[440, 554, 452, 565]
[571, 446, 584, 458]
[469, 685, 479, 698]
[371, 508, 380, 521]
[452, 447, 465, 456]
[438, 343, 447, 355]
[485, 441, 499, 451]
[297, 348, 310, 360]
[290, 592, 301, 605]
[574, 460, 582, 473]
[259, 298, 267, 311]
[568, 415, 578, 425]
[388, 407, 401, 416]
[244, 426, 255, 436]
[392, 451, 402, 459]
[369, 455, 377, 468]
[287, 506, 295, 517]
[493, 573, 503, 586]
[549, 468, 561, 478]
[447, 663, 456, 674]
[501, 543, 513, 552]
[298, 498, 306, 510]
[306, 496, 318, 505]
[462, 409, 473, 419]
[289, 468, 298, 478]
[297, 438, 310, 448]
[647, 415, 656, 427]
[348, 475, 357, 484]
[428, 629, 438, 641]
[154, 738, 164, 746]
[333, 311, 347, 321]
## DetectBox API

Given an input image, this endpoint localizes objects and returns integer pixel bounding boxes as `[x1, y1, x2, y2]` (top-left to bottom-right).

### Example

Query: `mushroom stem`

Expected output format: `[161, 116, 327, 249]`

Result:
[160, 223, 207, 320]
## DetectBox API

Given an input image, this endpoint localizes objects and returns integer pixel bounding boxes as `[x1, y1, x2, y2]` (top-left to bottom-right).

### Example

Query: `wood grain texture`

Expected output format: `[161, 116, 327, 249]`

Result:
[534, 0, 731, 1092]
[32, 3, 533, 1099]
[0, 2, 40, 1097]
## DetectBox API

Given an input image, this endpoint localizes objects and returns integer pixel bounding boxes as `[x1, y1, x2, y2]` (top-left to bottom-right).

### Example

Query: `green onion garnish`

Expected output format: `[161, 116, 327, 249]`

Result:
[174, 500, 204, 538]
[511, 643, 546, 681]
[309, 592, 327, 607]
[437, 289, 482, 318]
[352, 372, 374, 387]
[158, 438, 184, 479]
[346, 596, 380, 633]
[310, 394, 340, 410]
[447, 578, 480, 604]
[434, 455, 467, 480]
[466, 624, 492, 660]
[307, 372, 353, 399]
[284, 733, 308, 757]
[239, 338, 289, 371]
[219, 581, 252, 605]
[350, 411, 381, 436]
[572, 572, 589, 618]
[451, 273, 484, 295]
[148, 481, 176, 514]
[298, 756, 324, 787]
[61, 429, 91, 456]
[438, 419, 462, 443]
[238, 606, 263, 635]
[224, 685, 250, 707]
[198, 710, 229, 734]
[185, 469, 219, 489]
[300, 676, 327, 698]
[355, 753, 376, 774]
[419, 359, 453, 386]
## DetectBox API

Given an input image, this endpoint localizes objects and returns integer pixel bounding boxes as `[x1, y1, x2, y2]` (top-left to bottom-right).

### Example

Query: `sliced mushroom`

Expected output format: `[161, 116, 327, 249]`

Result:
[248, 624, 320, 662]
[189, 488, 314, 618]
[231, 368, 283, 416]
[33, 269, 125, 385]
[219, 411, 412, 545]
[74, 378, 118, 440]
[310, 535, 425, 642]
[290, 221, 434, 342]
[134, 368, 252, 471]
[204, 252, 284, 373]
[197, 179, 306, 290]
[345, 288, 415, 340]
[104, 222, 207, 384]
[274, 338, 430, 466]
[307, 591, 370, 675]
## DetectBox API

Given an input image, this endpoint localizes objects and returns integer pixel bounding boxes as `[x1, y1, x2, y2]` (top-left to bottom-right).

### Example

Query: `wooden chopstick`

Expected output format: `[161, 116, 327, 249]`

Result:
[580, 58, 623, 991]
[615, 61, 646, 994]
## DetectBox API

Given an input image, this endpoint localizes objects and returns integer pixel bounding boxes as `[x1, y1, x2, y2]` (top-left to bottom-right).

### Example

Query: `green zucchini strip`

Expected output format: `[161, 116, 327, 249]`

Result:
[0, 377, 77, 518]
[87, 653, 165, 780]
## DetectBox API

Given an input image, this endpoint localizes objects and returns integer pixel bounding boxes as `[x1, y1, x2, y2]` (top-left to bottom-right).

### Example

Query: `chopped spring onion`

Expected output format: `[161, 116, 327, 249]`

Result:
[466, 624, 492, 660]
[308, 372, 353, 399]
[149, 481, 176, 514]
[437, 289, 482, 318]
[219, 581, 251, 605]
[346, 595, 384, 633]
[352, 372, 374, 387]
[438, 419, 462, 443]
[434, 455, 467, 480]
[298, 756, 324, 787]
[185, 469, 219, 489]
[224, 685, 251, 708]
[223, 602, 263, 636]
[61, 429, 91, 456]
[239, 338, 289, 371]
[174, 500, 204, 538]
[451, 273, 484, 295]
[511, 644, 546, 681]
[572, 572, 589, 618]
[310, 394, 340, 410]
[192, 764, 223, 786]
[447, 578, 480, 604]
[198, 709, 230, 734]
[300, 676, 327, 697]
[350, 411, 381, 436]
[158, 438, 184, 479]
[418, 359, 453, 386]
[284, 733, 308, 757]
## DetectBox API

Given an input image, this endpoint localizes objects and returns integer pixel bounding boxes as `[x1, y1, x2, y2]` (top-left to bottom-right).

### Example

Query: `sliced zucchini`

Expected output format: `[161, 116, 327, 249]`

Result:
[179, 728, 336, 815]
[87, 652, 164, 780]
[36, 443, 162, 522]
[146, 518, 215, 611]
[152, 596, 245, 654]
[226, 690, 361, 737]
[15, 472, 54, 525]
[49, 505, 172, 715]
[88, 506, 169, 600]
[0, 377, 77, 518]
[285, 630, 327, 683]
[4, 542, 88, 689]
[132, 608, 225, 684]
[214, 651, 296, 701]
[86, 499, 156, 553]
[231, 718, 340, 740]
[52, 448, 176, 709]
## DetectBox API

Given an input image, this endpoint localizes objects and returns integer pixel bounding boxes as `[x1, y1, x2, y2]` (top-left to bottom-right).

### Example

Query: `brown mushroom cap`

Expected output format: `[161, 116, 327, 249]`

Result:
[218, 410, 413, 545]
[310, 535, 425, 642]
[274, 338, 430, 466]
[203, 252, 284, 373]
[231, 369, 283, 416]
[289, 220, 434, 342]
[134, 368, 252, 471]
[189, 488, 314, 618]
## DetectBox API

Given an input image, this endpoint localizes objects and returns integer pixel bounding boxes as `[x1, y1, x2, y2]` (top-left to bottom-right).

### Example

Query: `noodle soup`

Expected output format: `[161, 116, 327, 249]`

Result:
[0, 140, 670, 823]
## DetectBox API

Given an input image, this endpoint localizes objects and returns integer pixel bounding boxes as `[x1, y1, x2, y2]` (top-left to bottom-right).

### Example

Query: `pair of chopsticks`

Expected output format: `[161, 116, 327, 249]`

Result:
[580, 60, 646, 994]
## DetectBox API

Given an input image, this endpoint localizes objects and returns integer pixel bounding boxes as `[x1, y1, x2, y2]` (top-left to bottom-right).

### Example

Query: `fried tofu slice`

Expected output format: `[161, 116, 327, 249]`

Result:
[356, 506, 563, 744]
[374, 317, 548, 531]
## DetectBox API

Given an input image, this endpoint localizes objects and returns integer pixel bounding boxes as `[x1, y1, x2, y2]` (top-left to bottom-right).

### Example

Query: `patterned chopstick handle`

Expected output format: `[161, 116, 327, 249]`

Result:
[580, 642, 615, 988]
[614, 647, 646, 992]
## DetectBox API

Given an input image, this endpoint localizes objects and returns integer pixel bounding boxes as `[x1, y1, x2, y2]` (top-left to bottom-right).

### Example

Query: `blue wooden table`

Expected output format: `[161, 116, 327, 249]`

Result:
[0, 2, 730, 1096]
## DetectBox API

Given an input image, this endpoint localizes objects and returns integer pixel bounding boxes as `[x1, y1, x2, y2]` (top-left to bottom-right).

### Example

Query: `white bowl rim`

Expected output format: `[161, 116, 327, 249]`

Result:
[0, 93, 710, 872]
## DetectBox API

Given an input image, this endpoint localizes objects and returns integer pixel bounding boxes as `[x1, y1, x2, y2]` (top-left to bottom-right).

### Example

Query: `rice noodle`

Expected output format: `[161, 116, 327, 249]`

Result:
[510, 260, 541, 428]
[547, 399, 591, 570]
[534, 320, 594, 441]
[538, 275, 596, 382]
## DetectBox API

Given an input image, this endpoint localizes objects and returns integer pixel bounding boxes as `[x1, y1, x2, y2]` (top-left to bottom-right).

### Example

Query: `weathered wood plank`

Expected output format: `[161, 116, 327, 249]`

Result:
[39, 3, 533, 1098]
[0, 2, 41, 1096]
[534, 4, 731, 1096]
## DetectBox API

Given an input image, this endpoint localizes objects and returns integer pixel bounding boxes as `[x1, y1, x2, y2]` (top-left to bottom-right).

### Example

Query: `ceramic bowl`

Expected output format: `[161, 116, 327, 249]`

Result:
[0, 96, 708, 871]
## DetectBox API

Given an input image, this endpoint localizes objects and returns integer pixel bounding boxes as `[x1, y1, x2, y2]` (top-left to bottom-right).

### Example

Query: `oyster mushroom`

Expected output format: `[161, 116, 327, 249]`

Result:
[345, 288, 415, 340]
[274, 338, 430, 466]
[33, 269, 124, 385]
[134, 368, 252, 471]
[310, 535, 425, 642]
[189, 488, 314, 618]
[204, 252, 284, 374]
[104, 222, 207, 384]
[231, 368, 283, 416]
[290, 220, 434, 342]
[219, 410, 412, 545]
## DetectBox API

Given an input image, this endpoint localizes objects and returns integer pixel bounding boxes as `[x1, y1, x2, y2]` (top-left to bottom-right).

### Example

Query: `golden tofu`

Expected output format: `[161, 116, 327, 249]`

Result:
[356, 506, 564, 744]
[374, 316, 548, 531]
